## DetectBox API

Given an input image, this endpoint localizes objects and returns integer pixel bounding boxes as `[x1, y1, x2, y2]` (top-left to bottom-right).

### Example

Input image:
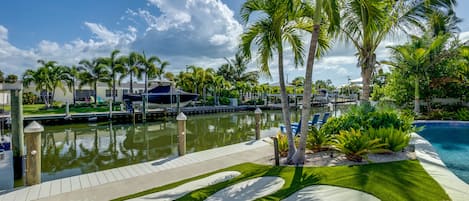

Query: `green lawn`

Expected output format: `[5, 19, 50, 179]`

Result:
[114, 160, 449, 201]
[1, 104, 120, 115]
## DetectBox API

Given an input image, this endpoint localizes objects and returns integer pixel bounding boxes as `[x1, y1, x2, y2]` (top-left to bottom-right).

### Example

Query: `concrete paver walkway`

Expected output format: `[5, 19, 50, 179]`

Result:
[0, 139, 273, 201]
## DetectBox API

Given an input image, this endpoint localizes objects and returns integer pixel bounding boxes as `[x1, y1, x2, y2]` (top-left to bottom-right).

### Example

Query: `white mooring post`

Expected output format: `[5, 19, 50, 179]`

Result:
[24, 121, 44, 186]
[177, 112, 187, 156]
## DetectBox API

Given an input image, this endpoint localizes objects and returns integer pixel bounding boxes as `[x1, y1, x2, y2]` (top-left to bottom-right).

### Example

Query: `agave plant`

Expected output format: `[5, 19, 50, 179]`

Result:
[367, 127, 411, 152]
[333, 129, 388, 162]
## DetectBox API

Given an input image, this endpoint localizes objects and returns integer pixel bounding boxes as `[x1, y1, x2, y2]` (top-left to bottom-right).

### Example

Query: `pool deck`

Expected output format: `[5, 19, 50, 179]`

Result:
[412, 133, 469, 201]
[0, 139, 273, 201]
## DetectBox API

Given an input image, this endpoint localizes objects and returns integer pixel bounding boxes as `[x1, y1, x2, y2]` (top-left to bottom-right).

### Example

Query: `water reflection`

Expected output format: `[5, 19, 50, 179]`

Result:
[37, 106, 348, 182]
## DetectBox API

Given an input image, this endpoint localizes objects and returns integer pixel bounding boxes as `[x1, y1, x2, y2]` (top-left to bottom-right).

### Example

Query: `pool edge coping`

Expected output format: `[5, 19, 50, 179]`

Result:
[412, 132, 469, 201]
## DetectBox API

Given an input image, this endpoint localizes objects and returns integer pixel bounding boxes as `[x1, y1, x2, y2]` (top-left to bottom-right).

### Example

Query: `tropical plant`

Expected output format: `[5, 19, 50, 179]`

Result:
[367, 127, 411, 153]
[334, 128, 387, 162]
[217, 52, 259, 85]
[98, 49, 123, 104]
[5, 74, 18, 83]
[118, 52, 142, 94]
[455, 108, 469, 121]
[139, 52, 159, 111]
[307, 126, 333, 152]
[78, 58, 109, 105]
[339, 0, 457, 102]
[64, 65, 79, 105]
[23, 92, 38, 104]
[240, 0, 307, 163]
[320, 115, 362, 136]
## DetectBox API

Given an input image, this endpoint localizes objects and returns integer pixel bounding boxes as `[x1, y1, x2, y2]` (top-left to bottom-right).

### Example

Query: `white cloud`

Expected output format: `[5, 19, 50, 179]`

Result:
[0, 22, 136, 76]
[129, 0, 243, 57]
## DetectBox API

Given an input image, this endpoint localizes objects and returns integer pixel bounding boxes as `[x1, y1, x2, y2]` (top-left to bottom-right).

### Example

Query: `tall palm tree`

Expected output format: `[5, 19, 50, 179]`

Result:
[99, 50, 123, 104]
[118, 52, 142, 94]
[384, 34, 451, 113]
[155, 58, 170, 80]
[240, 0, 305, 163]
[292, 0, 340, 164]
[212, 75, 231, 105]
[339, 0, 457, 101]
[139, 52, 159, 112]
[78, 58, 109, 105]
[64, 65, 80, 105]
[217, 52, 259, 85]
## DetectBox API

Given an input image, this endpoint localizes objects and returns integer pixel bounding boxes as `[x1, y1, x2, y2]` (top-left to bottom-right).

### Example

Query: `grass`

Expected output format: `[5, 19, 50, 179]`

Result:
[113, 160, 449, 201]
[1, 104, 121, 115]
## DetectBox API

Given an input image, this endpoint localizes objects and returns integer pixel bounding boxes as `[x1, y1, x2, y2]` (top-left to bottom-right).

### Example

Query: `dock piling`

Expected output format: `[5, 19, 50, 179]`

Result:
[254, 108, 262, 140]
[24, 121, 43, 185]
[177, 112, 187, 156]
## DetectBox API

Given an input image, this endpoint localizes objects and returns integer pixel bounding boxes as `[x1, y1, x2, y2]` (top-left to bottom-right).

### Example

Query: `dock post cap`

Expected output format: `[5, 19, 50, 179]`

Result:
[176, 112, 187, 121]
[254, 107, 262, 114]
[24, 121, 44, 134]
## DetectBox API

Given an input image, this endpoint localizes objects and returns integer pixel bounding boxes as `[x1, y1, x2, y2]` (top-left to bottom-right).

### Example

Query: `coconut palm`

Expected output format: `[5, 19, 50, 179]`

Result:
[78, 58, 109, 105]
[217, 52, 259, 85]
[118, 52, 142, 94]
[339, 0, 457, 102]
[212, 75, 231, 105]
[99, 50, 123, 104]
[240, 0, 306, 163]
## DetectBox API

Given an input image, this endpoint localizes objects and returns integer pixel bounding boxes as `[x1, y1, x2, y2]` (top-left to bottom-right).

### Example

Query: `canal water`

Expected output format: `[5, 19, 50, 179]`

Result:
[8, 106, 349, 184]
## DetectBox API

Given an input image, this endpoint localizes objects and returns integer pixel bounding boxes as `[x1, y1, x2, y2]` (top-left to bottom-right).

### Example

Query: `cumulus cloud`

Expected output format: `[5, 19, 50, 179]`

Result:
[128, 0, 243, 58]
[0, 22, 136, 75]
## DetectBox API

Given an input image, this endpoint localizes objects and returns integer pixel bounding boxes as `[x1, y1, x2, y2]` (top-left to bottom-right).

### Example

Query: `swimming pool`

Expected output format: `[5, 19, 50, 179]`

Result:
[415, 121, 469, 184]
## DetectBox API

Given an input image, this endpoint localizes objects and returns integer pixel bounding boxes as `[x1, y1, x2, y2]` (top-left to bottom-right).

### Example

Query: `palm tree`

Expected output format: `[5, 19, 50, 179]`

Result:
[339, 0, 457, 102]
[384, 34, 451, 113]
[78, 58, 109, 105]
[293, 0, 340, 164]
[139, 52, 159, 113]
[99, 50, 122, 104]
[240, 0, 305, 163]
[23, 67, 50, 106]
[217, 52, 259, 85]
[118, 52, 142, 94]
[155, 58, 170, 80]
[212, 75, 231, 105]
[64, 65, 79, 105]
[186, 66, 215, 105]
[27, 60, 72, 107]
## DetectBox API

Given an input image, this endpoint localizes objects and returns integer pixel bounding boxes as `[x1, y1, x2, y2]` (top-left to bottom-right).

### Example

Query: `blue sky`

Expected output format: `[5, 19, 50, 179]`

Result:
[0, 0, 468, 85]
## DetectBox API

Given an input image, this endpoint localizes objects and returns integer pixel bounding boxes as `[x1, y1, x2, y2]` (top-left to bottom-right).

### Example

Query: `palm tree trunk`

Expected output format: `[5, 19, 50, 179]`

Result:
[94, 82, 98, 105]
[112, 74, 116, 104]
[414, 76, 420, 114]
[278, 45, 295, 164]
[293, 23, 321, 165]
[130, 72, 133, 94]
[361, 65, 373, 102]
[72, 80, 76, 105]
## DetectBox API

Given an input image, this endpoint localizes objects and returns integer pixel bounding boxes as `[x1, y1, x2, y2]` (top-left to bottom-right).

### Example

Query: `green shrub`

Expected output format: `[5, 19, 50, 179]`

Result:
[455, 108, 469, 121]
[367, 127, 411, 152]
[219, 97, 230, 105]
[23, 92, 38, 104]
[307, 127, 333, 152]
[333, 129, 387, 162]
[320, 115, 361, 135]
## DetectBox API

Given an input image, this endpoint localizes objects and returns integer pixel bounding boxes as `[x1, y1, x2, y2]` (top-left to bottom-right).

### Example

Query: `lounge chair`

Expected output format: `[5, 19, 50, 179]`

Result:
[280, 119, 302, 136]
[318, 112, 330, 126]
[308, 113, 321, 126]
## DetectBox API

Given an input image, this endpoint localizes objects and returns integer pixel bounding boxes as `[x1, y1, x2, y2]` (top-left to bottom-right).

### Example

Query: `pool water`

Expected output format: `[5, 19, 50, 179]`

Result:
[417, 124, 469, 184]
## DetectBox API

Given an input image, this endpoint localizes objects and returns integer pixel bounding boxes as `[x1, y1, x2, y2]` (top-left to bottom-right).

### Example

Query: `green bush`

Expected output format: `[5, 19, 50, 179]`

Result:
[367, 127, 411, 152]
[307, 127, 333, 152]
[333, 129, 387, 162]
[455, 108, 469, 121]
[320, 115, 361, 135]
[23, 92, 38, 104]
[219, 97, 230, 105]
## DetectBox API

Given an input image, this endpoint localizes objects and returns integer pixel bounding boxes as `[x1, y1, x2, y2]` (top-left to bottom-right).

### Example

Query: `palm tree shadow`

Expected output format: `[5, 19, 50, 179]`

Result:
[151, 156, 178, 166]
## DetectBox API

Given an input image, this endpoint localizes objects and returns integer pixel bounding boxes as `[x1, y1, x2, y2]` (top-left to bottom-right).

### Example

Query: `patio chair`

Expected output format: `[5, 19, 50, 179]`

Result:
[280, 119, 302, 136]
[318, 112, 330, 126]
[308, 113, 321, 126]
